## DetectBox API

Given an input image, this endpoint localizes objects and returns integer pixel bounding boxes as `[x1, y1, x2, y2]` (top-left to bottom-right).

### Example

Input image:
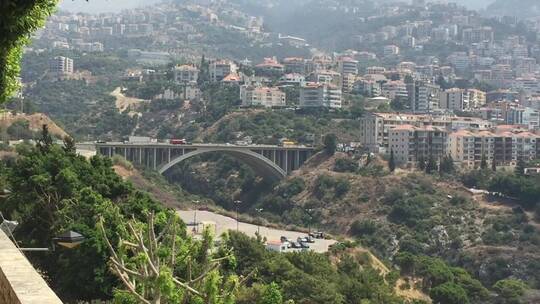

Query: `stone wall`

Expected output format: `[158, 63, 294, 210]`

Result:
[0, 229, 63, 304]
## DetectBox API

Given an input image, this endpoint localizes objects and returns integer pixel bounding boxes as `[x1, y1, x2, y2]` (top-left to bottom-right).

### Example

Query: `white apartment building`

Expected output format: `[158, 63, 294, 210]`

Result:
[360, 112, 493, 152]
[210, 60, 238, 82]
[299, 82, 342, 109]
[383, 45, 400, 57]
[389, 125, 448, 166]
[173, 65, 199, 84]
[49, 56, 74, 75]
[240, 85, 286, 108]
[448, 128, 539, 168]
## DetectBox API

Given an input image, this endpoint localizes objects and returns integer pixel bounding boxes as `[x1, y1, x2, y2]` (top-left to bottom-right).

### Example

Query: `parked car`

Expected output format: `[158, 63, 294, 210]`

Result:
[311, 231, 324, 239]
[306, 236, 315, 243]
[297, 237, 308, 243]
[290, 242, 302, 249]
[299, 242, 310, 249]
[280, 236, 289, 243]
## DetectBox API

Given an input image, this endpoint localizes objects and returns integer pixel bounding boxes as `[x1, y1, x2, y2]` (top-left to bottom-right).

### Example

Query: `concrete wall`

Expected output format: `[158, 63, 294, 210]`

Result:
[0, 229, 63, 304]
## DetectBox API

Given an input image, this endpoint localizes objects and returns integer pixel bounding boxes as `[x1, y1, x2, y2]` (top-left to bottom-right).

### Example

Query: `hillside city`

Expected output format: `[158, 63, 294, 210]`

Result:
[1, 0, 540, 304]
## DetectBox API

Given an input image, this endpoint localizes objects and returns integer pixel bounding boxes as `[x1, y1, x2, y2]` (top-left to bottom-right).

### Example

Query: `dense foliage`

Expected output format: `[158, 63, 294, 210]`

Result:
[0, 0, 58, 103]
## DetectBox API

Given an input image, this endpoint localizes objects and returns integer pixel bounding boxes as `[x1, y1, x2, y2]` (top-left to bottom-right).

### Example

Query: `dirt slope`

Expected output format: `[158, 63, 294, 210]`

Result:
[0, 112, 69, 138]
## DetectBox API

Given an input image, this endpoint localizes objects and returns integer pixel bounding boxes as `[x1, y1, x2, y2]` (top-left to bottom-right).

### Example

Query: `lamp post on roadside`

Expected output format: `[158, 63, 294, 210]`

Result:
[305, 208, 314, 236]
[234, 200, 242, 231]
[193, 200, 200, 233]
[255, 208, 264, 236]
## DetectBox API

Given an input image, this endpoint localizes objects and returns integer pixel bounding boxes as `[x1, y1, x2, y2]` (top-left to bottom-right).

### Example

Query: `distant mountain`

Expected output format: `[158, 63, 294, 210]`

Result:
[486, 0, 540, 18]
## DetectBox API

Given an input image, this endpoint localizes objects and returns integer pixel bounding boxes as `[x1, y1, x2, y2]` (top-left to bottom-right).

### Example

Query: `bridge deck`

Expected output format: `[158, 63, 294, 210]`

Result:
[91, 142, 315, 150]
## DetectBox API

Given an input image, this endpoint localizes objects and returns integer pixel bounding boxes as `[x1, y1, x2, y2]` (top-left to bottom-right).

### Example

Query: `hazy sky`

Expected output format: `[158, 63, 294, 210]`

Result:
[58, 0, 495, 14]
[59, 0, 161, 13]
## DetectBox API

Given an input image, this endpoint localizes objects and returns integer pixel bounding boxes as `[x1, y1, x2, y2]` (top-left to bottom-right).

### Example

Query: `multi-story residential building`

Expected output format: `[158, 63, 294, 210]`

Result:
[449, 128, 539, 168]
[310, 70, 341, 86]
[440, 88, 467, 111]
[359, 112, 492, 152]
[467, 89, 487, 108]
[299, 82, 342, 109]
[210, 60, 238, 82]
[282, 57, 306, 74]
[462, 27, 494, 44]
[173, 64, 199, 84]
[279, 73, 305, 86]
[240, 85, 286, 108]
[383, 45, 400, 57]
[342, 73, 357, 94]
[506, 106, 540, 130]
[389, 125, 448, 166]
[49, 56, 74, 75]
[338, 57, 359, 75]
[255, 57, 285, 76]
[381, 80, 408, 101]
[407, 81, 441, 113]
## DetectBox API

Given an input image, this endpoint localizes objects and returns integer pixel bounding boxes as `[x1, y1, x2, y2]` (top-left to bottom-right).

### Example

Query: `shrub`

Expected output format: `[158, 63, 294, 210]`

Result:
[334, 158, 358, 173]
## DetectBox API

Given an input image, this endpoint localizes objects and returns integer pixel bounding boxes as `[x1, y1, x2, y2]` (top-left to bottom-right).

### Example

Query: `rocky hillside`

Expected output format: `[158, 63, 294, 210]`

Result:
[253, 152, 540, 302]
[0, 112, 69, 139]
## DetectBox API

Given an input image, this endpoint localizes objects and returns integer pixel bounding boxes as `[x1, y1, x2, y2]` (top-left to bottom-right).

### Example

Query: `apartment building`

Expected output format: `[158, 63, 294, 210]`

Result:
[282, 57, 306, 74]
[448, 128, 539, 168]
[210, 60, 238, 82]
[389, 125, 448, 165]
[173, 64, 199, 84]
[240, 85, 286, 108]
[338, 57, 359, 75]
[407, 81, 441, 113]
[299, 82, 342, 109]
[49, 56, 74, 75]
[440, 88, 467, 111]
[360, 112, 492, 152]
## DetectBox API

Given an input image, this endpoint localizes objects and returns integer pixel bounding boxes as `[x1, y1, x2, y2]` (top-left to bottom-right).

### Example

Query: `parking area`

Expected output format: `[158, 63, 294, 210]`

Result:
[177, 210, 336, 253]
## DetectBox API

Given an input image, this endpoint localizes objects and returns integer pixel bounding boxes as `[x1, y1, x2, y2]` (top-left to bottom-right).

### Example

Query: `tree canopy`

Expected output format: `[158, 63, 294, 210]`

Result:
[1, 0, 59, 103]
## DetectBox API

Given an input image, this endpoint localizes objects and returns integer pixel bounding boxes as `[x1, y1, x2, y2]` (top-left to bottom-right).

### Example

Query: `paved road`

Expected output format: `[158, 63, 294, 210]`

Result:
[177, 210, 336, 253]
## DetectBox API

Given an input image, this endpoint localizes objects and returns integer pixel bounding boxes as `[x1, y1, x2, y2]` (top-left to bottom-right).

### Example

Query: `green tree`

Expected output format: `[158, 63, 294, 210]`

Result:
[418, 155, 426, 171]
[493, 279, 527, 303]
[37, 124, 53, 153]
[492, 158, 497, 172]
[260, 282, 283, 304]
[480, 154, 488, 170]
[430, 282, 470, 304]
[515, 158, 526, 176]
[1, 0, 59, 103]
[99, 212, 239, 304]
[389, 149, 396, 172]
[425, 155, 437, 174]
[323, 133, 338, 155]
[62, 136, 76, 154]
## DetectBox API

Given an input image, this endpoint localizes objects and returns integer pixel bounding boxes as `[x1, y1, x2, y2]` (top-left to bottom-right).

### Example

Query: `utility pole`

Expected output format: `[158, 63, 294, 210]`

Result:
[255, 208, 264, 236]
[305, 208, 314, 235]
[193, 200, 200, 233]
[234, 200, 242, 232]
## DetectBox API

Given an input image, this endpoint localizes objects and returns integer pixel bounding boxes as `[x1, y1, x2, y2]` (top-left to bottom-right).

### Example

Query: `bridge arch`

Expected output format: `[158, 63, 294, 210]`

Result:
[158, 147, 287, 182]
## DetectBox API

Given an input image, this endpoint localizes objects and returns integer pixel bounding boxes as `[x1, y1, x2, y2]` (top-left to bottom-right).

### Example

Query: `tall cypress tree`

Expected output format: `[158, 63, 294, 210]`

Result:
[389, 149, 396, 172]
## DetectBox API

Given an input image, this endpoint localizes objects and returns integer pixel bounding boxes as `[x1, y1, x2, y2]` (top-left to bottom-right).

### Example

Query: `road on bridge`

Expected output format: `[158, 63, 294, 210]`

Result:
[177, 210, 336, 253]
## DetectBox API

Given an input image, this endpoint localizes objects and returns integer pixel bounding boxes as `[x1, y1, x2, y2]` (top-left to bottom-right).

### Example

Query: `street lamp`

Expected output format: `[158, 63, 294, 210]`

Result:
[255, 208, 264, 236]
[233, 200, 242, 231]
[1, 211, 85, 251]
[305, 208, 314, 235]
[193, 200, 200, 233]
